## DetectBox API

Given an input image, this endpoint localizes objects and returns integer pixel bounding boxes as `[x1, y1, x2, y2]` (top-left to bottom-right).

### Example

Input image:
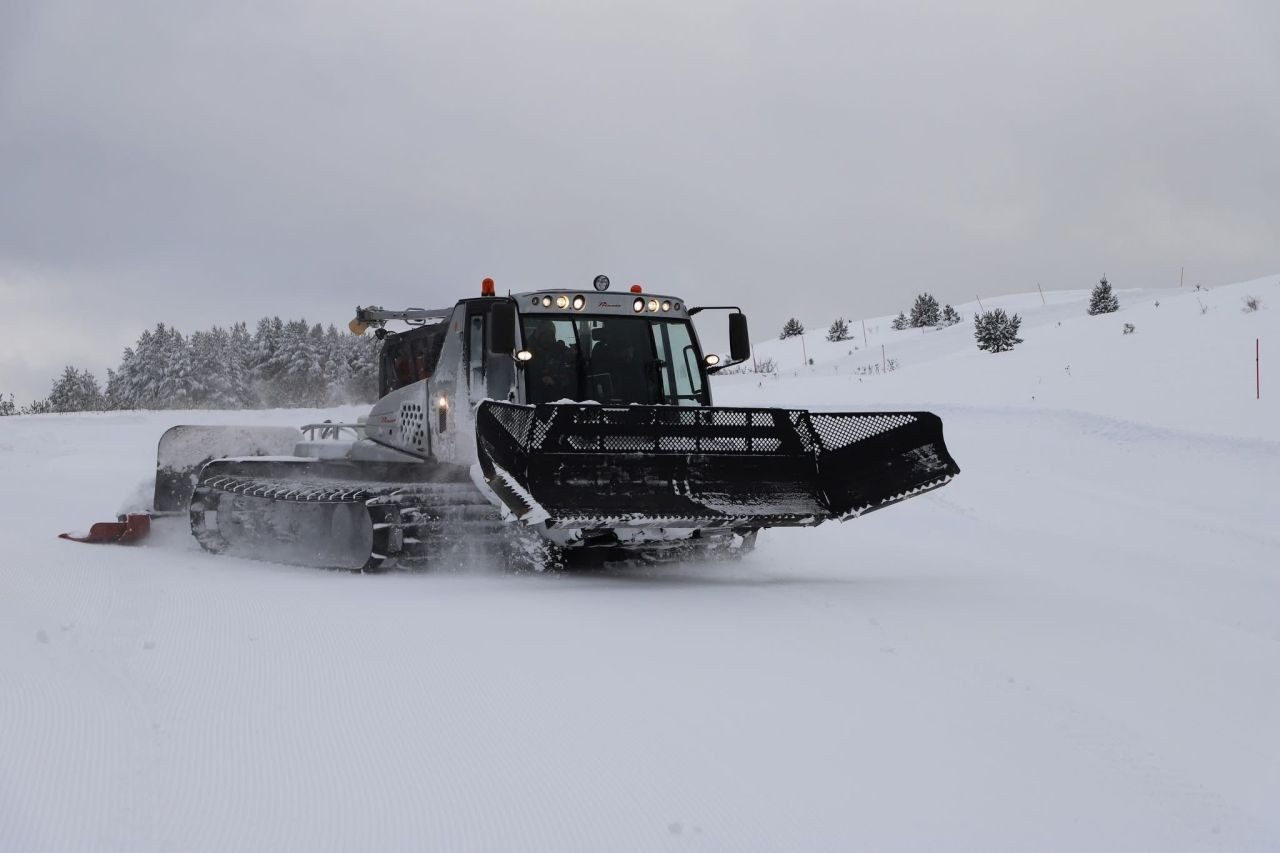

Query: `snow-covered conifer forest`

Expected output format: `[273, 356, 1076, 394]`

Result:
[1, 318, 380, 414]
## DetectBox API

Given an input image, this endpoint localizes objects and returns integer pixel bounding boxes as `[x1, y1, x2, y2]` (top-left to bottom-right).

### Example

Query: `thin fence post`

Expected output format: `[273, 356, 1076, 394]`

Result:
[976, 295, 986, 313]
[1258, 338, 1261, 400]
[861, 318, 868, 348]
[881, 344, 886, 372]
[1037, 281, 1046, 306]
[1180, 266, 1185, 288]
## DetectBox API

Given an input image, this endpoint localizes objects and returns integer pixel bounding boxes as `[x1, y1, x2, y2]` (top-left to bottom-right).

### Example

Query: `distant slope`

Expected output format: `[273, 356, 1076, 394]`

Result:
[717, 274, 1278, 440]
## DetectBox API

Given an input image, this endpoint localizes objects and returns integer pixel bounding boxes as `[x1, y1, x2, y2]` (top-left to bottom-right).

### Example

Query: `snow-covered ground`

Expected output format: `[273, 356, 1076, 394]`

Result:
[2, 276, 1277, 851]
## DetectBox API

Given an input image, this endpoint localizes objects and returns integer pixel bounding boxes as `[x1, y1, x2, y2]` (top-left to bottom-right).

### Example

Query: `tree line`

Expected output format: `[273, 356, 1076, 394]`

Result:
[763, 276, 1123, 365]
[1, 318, 381, 415]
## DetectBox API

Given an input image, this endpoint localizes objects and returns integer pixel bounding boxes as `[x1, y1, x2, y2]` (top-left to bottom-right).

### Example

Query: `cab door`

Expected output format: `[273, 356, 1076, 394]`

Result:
[464, 301, 518, 405]
[650, 320, 709, 406]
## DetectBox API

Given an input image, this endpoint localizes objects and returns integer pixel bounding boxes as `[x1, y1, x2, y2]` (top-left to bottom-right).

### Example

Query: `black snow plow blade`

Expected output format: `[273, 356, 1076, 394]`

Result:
[475, 402, 960, 529]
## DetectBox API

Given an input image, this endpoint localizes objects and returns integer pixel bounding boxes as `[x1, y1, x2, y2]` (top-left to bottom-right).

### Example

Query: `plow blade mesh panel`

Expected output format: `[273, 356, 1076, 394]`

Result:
[476, 402, 959, 527]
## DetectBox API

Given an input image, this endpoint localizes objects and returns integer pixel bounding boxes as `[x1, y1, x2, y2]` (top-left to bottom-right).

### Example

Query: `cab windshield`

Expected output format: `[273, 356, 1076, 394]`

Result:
[521, 315, 707, 406]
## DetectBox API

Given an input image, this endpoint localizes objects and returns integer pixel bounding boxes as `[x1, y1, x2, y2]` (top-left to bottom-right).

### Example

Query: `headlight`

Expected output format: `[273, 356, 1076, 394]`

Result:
[555, 294, 569, 309]
[571, 295, 586, 310]
[541, 296, 552, 307]
[704, 354, 721, 366]
[633, 297, 645, 312]
[661, 300, 672, 311]
[647, 298, 659, 312]
[515, 349, 534, 362]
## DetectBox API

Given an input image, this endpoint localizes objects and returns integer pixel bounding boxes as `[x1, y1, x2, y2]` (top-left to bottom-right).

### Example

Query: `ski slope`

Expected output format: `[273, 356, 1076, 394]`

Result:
[1, 276, 1277, 851]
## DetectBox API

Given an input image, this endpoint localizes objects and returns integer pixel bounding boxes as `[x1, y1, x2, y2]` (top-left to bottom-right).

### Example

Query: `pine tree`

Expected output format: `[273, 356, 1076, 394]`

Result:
[940, 305, 961, 326]
[47, 366, 104, 412]
[187, 330, 216, 407]
[108, 332, 161, 410]
[268, 320, 302, 406]
[826, 317, 851, 342]
[322, 325, 354, 404]
[190, 327, 239, 409]
[250, 317, 285, 406]
[1088, 275, 1119, 315]
[344, 331, 380, 402]
[109, 340, 144, 409]
[122, 324, 185, 409]
[909, 292, 941, 327]
[227, 322, 254, 406]
[146, 324, 173, 406]
[891, 312, 908, 330]
[779, 318, 805, 339]
[973, 309, 1023, 353]
[46, 367, 77, 412]
[162, 326, 194, 408]
[125, 327, 159, 408]
[0, 394, 15, 416]
[104, 366, 125, 410]
[263, 320, 325, 407]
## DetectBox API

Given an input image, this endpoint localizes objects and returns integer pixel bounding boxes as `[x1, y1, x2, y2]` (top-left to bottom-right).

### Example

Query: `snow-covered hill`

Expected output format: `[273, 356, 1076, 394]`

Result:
[1, 275, 1277, 851]
[726, 274, 1277, 439]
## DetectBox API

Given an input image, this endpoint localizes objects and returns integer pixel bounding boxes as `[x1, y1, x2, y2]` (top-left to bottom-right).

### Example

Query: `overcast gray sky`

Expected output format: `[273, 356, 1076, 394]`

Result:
[2, 0, 1277, 400]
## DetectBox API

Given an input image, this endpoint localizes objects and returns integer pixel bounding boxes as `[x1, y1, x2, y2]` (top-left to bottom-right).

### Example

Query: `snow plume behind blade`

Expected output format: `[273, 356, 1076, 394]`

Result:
[475, 401, 959, 529]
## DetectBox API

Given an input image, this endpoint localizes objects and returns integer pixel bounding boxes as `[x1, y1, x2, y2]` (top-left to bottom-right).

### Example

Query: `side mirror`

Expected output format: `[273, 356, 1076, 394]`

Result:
[487, 302, 517, 354]
[729, 313, 751, 361]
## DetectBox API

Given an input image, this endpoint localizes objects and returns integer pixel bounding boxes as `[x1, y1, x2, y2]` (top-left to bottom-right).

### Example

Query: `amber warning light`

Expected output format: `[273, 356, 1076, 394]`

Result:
[630, 284, 643, 293]
[481, 277, 496, 297]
